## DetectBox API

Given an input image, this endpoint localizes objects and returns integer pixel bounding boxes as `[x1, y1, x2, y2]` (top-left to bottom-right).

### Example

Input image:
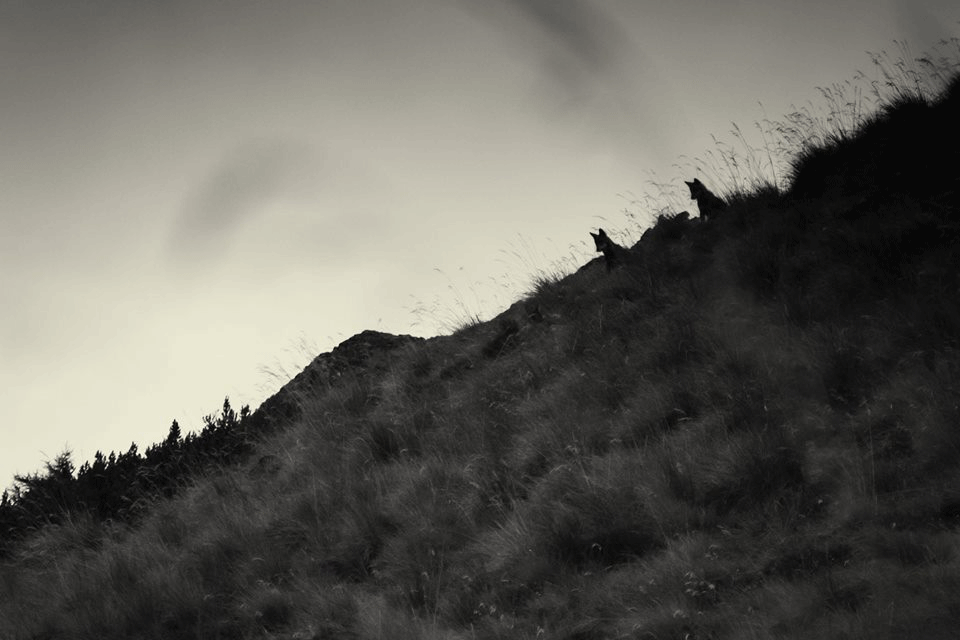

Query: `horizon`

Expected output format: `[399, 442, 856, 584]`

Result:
[3, 0, 960, 488]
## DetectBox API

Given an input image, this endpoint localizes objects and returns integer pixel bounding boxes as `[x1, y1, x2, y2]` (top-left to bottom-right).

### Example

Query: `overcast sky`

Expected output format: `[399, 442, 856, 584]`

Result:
[2, 0, 958, 488]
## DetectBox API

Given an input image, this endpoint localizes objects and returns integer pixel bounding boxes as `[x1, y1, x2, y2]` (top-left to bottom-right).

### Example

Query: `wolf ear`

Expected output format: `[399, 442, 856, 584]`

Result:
[685, 180, 694, 188]
[590, 231, 599, 240]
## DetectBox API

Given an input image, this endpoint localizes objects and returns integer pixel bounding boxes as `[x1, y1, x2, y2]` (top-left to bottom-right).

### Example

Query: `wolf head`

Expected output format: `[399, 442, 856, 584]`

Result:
[685, 178, 706, 199]
[591, 228, 612, 252]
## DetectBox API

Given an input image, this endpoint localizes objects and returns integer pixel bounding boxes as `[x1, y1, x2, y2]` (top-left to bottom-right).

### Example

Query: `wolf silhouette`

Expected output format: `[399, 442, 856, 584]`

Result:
[590, 228, 632, 271]
[686, 178, 727, 221]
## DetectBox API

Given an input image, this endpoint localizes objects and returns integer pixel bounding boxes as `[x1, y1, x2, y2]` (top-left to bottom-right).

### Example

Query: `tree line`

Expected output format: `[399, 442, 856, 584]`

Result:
[0, 395, 294, 555]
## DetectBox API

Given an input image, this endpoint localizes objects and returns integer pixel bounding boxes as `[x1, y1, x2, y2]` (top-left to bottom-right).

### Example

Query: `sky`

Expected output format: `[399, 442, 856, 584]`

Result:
[2, 0, 959, 488]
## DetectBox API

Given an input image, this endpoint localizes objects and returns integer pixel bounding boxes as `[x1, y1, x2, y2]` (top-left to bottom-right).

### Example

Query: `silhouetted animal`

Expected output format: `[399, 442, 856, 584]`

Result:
[686, 178, 727, 220]
[590, 228, 632, 271]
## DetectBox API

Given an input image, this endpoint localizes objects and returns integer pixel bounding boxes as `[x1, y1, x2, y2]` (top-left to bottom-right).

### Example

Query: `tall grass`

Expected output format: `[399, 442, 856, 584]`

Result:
[657, 37, 960, 216]
[4, 42, 960, 640]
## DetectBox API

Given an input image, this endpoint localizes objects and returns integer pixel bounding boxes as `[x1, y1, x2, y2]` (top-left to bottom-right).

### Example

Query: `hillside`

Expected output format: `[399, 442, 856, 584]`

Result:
[2, 69, 960, 639]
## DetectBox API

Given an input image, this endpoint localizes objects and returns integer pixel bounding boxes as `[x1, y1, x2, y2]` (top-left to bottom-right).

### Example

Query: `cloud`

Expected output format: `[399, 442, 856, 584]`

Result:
[462, 0, 674, 159]
[167, 138, 324, 266]
[166, 137, 406, 276]
[502, 0, 622, 73]
[463, 0, 634, 93]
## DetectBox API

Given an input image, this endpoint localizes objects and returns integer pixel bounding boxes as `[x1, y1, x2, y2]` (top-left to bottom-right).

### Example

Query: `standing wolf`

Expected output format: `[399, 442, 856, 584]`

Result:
[590, 228, 632, 271]
[686, 178, 727, 221]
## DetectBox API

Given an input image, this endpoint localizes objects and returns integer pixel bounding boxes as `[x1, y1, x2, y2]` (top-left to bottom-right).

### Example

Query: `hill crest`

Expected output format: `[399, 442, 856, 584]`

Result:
[3, 68, 960, 640]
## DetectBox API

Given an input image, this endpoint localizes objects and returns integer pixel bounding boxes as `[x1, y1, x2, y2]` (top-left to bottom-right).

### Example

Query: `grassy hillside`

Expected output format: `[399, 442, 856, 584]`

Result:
[3, 61, 960, 639]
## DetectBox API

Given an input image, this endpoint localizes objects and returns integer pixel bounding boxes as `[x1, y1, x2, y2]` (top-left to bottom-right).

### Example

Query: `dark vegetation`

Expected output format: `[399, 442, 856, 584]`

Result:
[0, 401, 249, 551]
[3, 47, 960, 640]
[0, 331, 418, 555]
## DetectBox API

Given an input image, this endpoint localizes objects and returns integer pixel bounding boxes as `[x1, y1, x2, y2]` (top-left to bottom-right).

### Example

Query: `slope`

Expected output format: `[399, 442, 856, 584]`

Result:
[2, 72, 960, 640]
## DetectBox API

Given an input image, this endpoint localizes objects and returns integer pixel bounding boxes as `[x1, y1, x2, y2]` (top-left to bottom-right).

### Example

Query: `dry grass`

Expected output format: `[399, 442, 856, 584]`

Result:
[4, 45, 960, 640]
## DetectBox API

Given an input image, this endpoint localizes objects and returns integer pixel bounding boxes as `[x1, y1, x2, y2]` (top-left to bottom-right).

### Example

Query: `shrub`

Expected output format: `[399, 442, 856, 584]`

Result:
[525, 460, 665, 568]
